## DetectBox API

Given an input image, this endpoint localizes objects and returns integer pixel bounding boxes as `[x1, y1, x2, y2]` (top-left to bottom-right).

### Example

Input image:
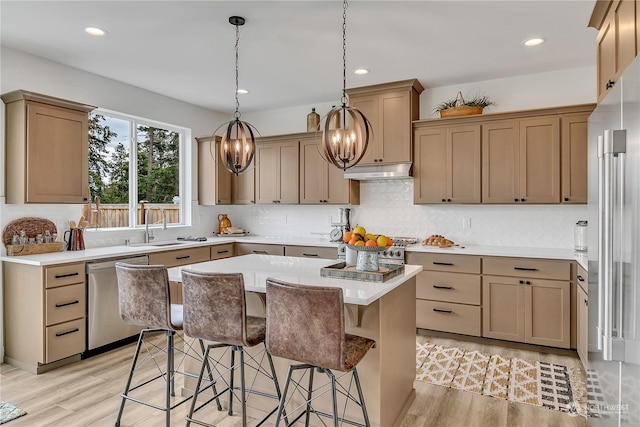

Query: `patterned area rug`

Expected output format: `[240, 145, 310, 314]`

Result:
[0, 400, 26, 424]
[416, 342, 587, 417]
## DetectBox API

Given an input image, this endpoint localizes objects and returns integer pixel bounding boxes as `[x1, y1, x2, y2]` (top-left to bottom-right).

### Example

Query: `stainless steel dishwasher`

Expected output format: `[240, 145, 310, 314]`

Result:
[86, 255, 149, 352]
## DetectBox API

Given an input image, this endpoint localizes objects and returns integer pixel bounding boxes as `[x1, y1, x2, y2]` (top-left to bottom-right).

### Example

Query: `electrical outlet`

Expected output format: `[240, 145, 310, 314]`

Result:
[462, 217, 471, 229]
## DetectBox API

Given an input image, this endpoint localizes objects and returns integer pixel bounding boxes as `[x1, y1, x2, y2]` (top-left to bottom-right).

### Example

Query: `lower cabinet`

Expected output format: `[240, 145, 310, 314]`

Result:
[3, 261, 87, 373]
[482, 256, 571, 348]
[149, 246, 211, 305]
[210, 243, 234, 260]
[283, 245, 337, 259]
[235, 243, 285, 256]
[576, 265, 589, 366]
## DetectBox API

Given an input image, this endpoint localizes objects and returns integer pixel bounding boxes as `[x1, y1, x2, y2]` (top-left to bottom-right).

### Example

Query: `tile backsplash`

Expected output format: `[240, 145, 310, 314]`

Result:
[213, 179, 587, 249]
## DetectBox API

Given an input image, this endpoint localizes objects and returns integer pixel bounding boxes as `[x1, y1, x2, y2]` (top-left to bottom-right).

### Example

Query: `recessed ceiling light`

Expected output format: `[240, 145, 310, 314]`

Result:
[236, 89, 249, 94]
[354, 68, 370, 75]
[84, 27, 108, 36]
[522, 37, 546, 47]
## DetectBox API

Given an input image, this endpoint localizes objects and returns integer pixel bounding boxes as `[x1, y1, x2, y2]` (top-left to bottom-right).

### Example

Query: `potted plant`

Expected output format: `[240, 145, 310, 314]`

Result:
[434, 91, 495, 118]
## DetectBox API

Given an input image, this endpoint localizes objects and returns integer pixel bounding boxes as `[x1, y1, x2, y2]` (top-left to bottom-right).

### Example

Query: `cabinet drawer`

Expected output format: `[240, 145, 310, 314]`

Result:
[210, 243, 234, 260]
[417, 300, 481, 336]
[235, 243, 285, 256]
[284, 245, 337, 259]
[46, 318, 85, 363]
[416, 271, 480, 305]
[46, 283, 85, 326]
[483, 257, 570, 280]
[45, 263, 85, 288]
[576, 263, 588, 294]
[148, 247, 210, 268]
[406, 252, 480, 274]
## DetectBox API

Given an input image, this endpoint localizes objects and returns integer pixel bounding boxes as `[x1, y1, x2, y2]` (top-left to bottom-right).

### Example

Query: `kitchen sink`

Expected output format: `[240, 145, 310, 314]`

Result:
[130, 241, 189, 247]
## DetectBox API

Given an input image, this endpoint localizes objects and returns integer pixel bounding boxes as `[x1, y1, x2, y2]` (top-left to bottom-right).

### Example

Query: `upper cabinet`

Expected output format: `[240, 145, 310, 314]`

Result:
[591, 0, 638, 102]
[347, 79, 424, 166]
[299, 136, 360, 204]
[2, 90, 95, 204]
[413, 104, 595, 205]
[255, 135, 300, 204]
[413, 124, 481, 204]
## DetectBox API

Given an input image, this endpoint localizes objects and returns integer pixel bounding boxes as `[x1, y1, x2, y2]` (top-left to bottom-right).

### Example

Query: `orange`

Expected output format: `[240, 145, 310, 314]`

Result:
[386, 237, 393, 246]
[343, 231, 354, 243]
[365, 239, 377, 247]
[348, 236, 359, 245]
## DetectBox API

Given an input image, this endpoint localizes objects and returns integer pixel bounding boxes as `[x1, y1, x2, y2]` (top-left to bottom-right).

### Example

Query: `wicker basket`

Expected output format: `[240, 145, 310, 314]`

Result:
[438, 91, 485, 118]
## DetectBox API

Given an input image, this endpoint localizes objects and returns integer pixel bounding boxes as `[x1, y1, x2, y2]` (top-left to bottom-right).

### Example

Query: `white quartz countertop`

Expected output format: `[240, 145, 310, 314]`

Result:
[0, 234, 588, 270]
[167, 254, 422, 306]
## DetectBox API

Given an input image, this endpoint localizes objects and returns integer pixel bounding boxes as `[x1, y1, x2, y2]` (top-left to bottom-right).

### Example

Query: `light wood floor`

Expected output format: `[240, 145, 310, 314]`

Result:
[0, 332, 587, 427]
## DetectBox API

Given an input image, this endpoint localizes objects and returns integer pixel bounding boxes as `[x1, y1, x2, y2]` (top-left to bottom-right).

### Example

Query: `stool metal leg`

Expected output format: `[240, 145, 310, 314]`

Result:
[352, 368, 370, 427]
[229, 348, 236, 416]
[329, 369, 339, 427]
[186, 345, 212, 427]
[274, 365, 293, 427]
[198, 339, 222, 411]
[240, 347, 247, 427]
[305, 367, 315, 427]
[115, 330, 146, 427]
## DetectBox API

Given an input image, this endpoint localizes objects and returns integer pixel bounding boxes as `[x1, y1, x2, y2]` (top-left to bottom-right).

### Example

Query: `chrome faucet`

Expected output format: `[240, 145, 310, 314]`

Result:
[144, 206, 167, 243]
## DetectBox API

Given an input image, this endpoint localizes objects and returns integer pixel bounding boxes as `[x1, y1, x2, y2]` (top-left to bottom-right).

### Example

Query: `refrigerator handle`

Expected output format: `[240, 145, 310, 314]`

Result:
[600, 129, 627, 362]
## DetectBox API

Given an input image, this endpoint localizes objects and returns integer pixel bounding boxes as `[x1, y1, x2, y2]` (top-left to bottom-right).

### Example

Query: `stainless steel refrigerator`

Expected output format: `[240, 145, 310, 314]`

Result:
[587, 54, 640, 425]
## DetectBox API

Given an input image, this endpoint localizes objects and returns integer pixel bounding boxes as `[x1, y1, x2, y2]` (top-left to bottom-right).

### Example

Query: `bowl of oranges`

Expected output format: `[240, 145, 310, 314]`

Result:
[343, 225, 392, 252]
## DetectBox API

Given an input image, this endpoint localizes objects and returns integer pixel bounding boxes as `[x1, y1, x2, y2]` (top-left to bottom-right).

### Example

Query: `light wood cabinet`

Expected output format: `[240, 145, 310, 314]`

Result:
[3, 261, 87, 373]
[576, 264, 589, 366]
[347, 79, 423, 165]
[148, 246, 210, 268]
[284, 245, 337, 259]
[483, 257, 571, 348]
[255, 136, 299, 204]
[196, 136, 254, 205]
[235, 243, 285, 256]
[210, 243, 234, 260]
[561, 114, 589, 204]
[413, 124, 481, 204]
[482, 117, 560, 203]
[299, 136, 360, 204]
[1, 90, 95, 204]
[593, 0, 638, 101]
[407, 252, 482, 337]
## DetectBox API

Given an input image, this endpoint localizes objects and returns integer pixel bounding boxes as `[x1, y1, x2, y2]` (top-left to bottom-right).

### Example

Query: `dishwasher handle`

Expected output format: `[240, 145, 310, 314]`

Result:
[86, 255, 149, 272]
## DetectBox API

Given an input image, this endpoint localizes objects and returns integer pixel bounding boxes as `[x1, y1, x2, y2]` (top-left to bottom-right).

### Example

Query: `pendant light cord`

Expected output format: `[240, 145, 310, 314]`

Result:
[341, 0, 348, 107]
[234, 22, 241, 119]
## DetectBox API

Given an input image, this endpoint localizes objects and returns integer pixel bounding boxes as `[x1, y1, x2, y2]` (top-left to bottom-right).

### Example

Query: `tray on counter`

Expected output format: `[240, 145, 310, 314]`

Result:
[320, 262, 405, 282]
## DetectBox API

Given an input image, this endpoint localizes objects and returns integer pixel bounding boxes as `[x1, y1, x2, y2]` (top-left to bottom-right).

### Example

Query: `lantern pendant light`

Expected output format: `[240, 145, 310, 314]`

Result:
[321, 0, 372, 171]
[216, 16, 258, 176]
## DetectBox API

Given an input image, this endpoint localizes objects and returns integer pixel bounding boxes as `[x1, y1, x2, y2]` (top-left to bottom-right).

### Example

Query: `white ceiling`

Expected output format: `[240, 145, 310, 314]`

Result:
[0, 1, 597, 114]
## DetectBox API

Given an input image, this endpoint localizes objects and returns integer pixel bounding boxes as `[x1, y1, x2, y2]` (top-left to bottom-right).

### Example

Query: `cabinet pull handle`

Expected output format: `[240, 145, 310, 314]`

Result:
[521, 198, 525, 202]
[303, 253, 319, 257]
[584, 299, 588, 306]
[441, 198, 446, 202]
[176, 255, 191, 260]
[56, 328, 79, 337]
[55, 300, 79, 308]
[514, 198, 519, 202]
[216, 250, 230, 254]
[514, 267, 537, 271]
[54, 272, 79, 279]
[447, 199, 452, 202]
[433, 285, 453, 290]
[253, 250, 268, 254]
[525, 281, 531, 285]
[433, 308, 452, 314]
[432, 262, 453, 266]
[519, 280, 524, 284]
[564, 197, 570, 202]
[577, 275, 585, 282]
[606, 79, 616, 89]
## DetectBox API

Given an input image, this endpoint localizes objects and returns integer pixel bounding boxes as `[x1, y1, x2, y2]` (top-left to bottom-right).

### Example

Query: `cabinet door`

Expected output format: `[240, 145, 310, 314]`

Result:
[448, 125, 481, 203]
[232, 168, 255, 204]
[482, 121, 520, 203]
[413, 127, 447, 203]
[378, 90, 411, 164]
[255, 143, 278, 203]
[210, 243, 234, 260]
[561, 114, 589, 203]
[235, 243, 285, 256]
[577, 284, 588, 366]
[598, 12, 617, 100]
[148, 247, 210, 268]
[350, 94, 380, 165]
[284, 245, 337, 259]
[615, 0, 637, 78]
[525, 279, 570, 348]
[300, 138, 327, 204]
[519, 117, 560, 203]
[197, 138, 231, 205]
[27, 102, 89, 203]
[277, 141, 300, 203]
[482, 275, 526, 342]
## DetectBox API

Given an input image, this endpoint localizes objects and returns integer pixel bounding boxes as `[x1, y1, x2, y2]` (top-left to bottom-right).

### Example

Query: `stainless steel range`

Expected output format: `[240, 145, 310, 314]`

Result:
[337, 237, 418, 264]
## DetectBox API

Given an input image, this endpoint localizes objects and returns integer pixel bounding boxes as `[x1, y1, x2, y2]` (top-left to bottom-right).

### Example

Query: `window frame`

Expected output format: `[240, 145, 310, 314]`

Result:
[90, 108, 192, 230]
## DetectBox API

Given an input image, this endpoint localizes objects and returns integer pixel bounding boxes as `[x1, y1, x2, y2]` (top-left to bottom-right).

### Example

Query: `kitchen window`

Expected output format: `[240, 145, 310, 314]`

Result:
[88, 110, 188, 229]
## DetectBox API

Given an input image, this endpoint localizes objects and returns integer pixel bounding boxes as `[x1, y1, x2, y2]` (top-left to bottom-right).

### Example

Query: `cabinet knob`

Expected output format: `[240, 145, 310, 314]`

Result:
[520, 198, 525, 202]
[447, 199, 452, 202]
[514, 198, 519, 202]
[584, 299, 588, 306]
[442, 198, 446, 202]
[519, 280, 524, 284]
[564, 197, 569, 202]
[606, 80, 616, 89]
[526, 281, 531, 285]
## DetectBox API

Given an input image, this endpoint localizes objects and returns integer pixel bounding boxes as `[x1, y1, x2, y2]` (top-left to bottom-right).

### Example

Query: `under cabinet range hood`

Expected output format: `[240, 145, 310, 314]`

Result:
[343, 163, 412, 180]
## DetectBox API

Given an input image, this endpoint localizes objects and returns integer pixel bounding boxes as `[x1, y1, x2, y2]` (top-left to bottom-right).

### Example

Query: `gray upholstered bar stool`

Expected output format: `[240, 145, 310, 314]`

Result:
[265, 278, 375, 427]
[181, 269, 285, 427]
[114, 263, 221, 427]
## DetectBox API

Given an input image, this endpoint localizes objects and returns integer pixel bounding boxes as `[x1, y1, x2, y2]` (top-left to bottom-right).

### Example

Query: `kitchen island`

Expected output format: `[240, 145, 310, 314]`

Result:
[167, 254, 422, 427]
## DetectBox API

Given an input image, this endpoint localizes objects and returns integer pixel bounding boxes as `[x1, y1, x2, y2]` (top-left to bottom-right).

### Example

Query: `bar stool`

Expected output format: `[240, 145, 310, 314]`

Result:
[114, 263, 221, 427]
[181, 269, 285, 427]
[265, 278, 375, 427]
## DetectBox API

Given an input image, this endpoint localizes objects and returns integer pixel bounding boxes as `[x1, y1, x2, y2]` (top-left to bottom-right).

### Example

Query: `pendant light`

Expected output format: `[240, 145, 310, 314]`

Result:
[321, 0, 372, 171]
[216, 16, 257, 176]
